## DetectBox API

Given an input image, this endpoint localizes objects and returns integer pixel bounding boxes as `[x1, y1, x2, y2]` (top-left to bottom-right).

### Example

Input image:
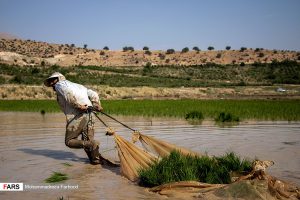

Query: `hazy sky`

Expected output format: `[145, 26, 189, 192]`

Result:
[0, 0, 300, 51]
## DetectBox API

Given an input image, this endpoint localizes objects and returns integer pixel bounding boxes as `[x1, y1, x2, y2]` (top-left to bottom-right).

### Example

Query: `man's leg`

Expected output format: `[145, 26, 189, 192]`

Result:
[65, 114, 89, 148]
[82, 113, 102, 164]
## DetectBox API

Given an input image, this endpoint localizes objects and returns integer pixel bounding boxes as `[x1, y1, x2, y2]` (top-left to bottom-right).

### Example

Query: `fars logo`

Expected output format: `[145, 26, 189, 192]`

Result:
[0, 183, 23, 191]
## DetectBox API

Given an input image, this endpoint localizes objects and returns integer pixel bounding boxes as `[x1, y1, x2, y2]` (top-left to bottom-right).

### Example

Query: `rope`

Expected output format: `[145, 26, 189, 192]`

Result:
[93, 112, 109, 127]
[99, 111, 136, 132]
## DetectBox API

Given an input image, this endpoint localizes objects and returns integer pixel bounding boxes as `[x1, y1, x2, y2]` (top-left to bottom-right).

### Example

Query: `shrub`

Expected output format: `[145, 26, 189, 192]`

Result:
[255, 48, 260, 52]
[100, 51, 105, 55]
[103, 46, 109, 50]
[207, 46, 214, 51]
[240, 47, 247, 52]
[123, 46, 129, 51]
[166, 49, 175, 54]
[31, 67, 40, 74]
[225, 46, 231, 50]
[145, 50, 152, 55]
[128, 46, 134, 51]
[258, 52, 264, 57]
[143, 64, 153, 74]
[216, 53, 222, 58]
[181, 47, 189, 53]
[240, 62, 245, 66]
[193, 46, 200, 51]
[158, 53, 165, 60]
[143, 46, 149, 51]
[215, 112, 239, 122]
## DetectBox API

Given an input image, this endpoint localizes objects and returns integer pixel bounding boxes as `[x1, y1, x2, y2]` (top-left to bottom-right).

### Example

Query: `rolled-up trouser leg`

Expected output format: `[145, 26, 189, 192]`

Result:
[65, 113, 101, 164]
[83, 114, 102, 164]
[65, 114, 88, 148]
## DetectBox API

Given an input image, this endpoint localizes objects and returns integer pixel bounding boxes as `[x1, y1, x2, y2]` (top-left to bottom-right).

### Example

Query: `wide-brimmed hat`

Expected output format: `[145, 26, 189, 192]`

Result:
[44, 72, 66, 87]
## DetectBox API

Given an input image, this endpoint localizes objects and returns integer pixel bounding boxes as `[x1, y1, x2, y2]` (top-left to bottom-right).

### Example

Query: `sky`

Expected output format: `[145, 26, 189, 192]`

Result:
[0, 0, 300, 51]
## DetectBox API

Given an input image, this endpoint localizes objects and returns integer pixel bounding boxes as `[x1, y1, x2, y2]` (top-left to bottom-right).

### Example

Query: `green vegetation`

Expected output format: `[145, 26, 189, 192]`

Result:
[226, 46, 231, 50]
[193, 46, 200, 51]
[0, 60, 300, 87]
[1, 99, 299, 121]
[185, 111, 204, 120]
[138, 151, 252, 187]
[181, 47, 189, 53]
[208, 46, 214, 51]
[62, 162, 73, 167]
[45, 172, 68, 183]
[215, 112, 240, 123]
[166, 49, 175, 54]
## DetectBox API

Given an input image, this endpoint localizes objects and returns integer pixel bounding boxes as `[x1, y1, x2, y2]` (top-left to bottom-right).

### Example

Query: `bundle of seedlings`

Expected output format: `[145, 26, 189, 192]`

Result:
[138, 151, 252, 187]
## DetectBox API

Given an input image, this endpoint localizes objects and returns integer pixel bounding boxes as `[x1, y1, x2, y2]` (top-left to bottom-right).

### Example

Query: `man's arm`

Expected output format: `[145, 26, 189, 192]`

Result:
[87, 89, 103, 111]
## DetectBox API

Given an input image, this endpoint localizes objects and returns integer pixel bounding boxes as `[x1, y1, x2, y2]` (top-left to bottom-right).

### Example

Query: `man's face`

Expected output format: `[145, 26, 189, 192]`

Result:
[49, 78, 58, 91]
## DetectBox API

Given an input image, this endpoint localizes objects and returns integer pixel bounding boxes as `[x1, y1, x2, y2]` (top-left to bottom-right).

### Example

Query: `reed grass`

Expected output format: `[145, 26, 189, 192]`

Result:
[138, 151, 252, 187]
[0, 99, 299, 121]
[45, 172, 68, 183]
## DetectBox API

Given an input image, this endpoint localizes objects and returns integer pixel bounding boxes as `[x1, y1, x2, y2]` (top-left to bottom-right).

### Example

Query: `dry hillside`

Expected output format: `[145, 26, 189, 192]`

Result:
[0, 38, 299, 67]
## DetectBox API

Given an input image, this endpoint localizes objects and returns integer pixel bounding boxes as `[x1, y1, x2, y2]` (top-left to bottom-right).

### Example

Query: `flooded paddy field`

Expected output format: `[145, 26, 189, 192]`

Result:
[0, 112, 299, 200]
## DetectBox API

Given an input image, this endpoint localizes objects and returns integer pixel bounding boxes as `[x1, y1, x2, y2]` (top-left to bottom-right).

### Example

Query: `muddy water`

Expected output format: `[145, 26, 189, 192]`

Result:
[0, 112, 299, 200]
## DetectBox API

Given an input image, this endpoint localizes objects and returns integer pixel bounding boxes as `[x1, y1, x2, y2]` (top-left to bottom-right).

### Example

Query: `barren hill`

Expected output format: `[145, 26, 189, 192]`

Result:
[0, 38, 299, 67]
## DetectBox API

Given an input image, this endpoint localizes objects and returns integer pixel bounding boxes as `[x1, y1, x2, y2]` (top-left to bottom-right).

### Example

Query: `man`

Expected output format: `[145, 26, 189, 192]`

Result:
[44, 72, 103, 165]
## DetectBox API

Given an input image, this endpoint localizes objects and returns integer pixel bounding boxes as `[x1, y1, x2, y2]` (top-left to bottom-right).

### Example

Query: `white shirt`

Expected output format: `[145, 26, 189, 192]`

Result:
[54, 80, 100, 119]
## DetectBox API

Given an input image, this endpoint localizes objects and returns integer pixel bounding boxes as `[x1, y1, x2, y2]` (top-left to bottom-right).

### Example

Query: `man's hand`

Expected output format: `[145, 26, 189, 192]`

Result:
[93, 104, 103, 112]
[78, 104, 88, 111]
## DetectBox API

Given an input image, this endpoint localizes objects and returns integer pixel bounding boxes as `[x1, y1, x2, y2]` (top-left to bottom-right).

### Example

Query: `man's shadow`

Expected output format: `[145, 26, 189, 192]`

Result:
[18, 148, 121, 175]
[18, 148, 88, 162]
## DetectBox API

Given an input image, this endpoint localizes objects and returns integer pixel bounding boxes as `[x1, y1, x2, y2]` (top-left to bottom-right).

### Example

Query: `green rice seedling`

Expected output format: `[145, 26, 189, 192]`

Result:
[185, 111, 204, 120]
[215, 152, 252, 173]
[45, 171, 68, 183]
[215, 112, 240, 122]
[138, 151, 252, 187]
[62, 162, 73, 167]
[1, 99, 300, 121]
[185, 111, 204, 124]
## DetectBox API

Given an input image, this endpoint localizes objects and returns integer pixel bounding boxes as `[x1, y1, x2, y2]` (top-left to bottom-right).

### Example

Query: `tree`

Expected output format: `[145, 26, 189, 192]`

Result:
[225, 46, 231, 50]
[166, 49, 175, 54]
[181, 47, 189, 53]
[240, 47, 247, 52]
[193, 46, 200, 51]
[128, 46, 134, 51]
[103, 46, 109, 50]
[207, 46, 214, 51]
[71, 44, 75, 48]
[143, 46, 149, 51]
[83, 44, 88, 49]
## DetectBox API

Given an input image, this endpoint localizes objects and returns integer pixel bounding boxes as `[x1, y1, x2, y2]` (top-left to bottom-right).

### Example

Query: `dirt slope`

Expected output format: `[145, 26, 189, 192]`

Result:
[0, 38, 299, 67]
